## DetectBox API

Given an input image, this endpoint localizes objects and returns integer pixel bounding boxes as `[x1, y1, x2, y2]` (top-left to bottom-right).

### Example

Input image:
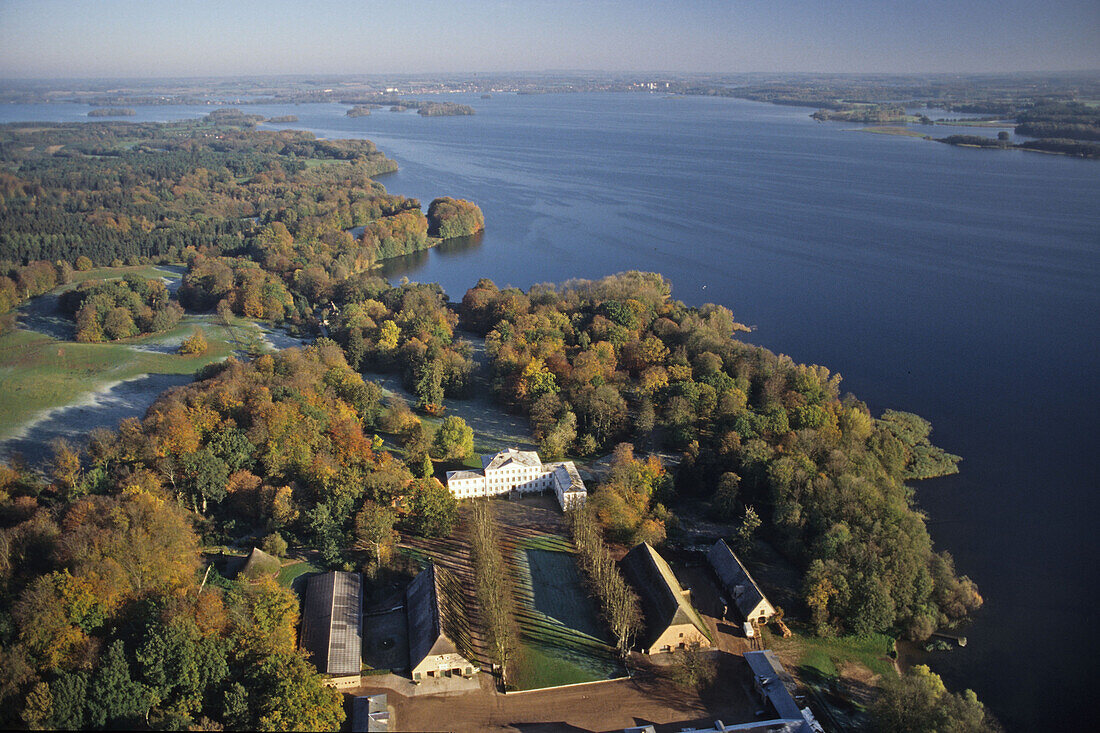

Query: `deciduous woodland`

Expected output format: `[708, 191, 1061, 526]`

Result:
[457, 273, 980, 639]
[0, 114, 444, 267]
[0, 111, 986, 729]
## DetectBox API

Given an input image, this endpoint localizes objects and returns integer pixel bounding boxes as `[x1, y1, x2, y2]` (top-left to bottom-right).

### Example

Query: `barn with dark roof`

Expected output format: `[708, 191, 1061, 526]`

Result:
[707, 539, 776, 624]
[299, 571, 363, 676]
[406, 562, 478, 681]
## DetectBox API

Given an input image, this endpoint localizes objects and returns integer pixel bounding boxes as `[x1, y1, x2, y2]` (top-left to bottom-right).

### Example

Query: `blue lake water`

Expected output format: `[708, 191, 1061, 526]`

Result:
[2, 93, 1098, 729]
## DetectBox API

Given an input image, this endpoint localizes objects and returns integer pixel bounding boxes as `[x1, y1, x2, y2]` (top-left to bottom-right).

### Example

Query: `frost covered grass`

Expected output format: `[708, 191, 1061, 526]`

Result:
[0, 313, 241, 442]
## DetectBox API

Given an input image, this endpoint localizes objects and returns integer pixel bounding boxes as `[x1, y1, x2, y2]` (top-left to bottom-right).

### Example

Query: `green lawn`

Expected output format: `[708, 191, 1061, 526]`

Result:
[507, 537, 624, 691]
[277, 559, 323, 588]
[0, 314, 256, 440]
[767, 625, 897, 681]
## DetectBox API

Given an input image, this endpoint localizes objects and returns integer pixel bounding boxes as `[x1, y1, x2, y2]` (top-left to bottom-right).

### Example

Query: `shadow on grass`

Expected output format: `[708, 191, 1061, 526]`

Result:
[0, 372, 193, 463]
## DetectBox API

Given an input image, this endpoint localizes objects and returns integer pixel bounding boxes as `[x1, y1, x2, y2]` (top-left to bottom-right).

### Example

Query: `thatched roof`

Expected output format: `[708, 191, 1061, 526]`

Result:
[620, 542, 711, 649]
[406, 563, 476, 671]
[240, 546, 280, 581]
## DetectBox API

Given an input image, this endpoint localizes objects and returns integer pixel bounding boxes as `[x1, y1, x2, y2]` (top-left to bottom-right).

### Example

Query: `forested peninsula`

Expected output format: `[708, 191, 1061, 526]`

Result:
[0, 106, 987, 730]
[0, 113, 488, 270]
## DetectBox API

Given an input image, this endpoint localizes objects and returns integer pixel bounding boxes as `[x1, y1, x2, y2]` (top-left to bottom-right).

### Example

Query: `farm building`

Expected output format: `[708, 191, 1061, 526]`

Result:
[743, 650, 822, 732]
[445, 448, 587, 510]
[406, 562, 479, 681]
[352, 694, 389, 732]
[239, 546, 280, 581]
[707, 539, 776, 624]
[299, 571, 363, 679]
[619, 542, 713, 654]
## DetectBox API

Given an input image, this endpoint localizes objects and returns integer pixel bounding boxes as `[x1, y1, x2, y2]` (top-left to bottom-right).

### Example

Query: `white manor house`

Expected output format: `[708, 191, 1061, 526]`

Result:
[445, 448, 587, 510]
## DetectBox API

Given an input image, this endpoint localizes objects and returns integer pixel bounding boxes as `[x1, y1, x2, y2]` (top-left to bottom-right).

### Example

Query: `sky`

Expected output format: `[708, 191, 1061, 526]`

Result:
[0, 0, 1097, 78]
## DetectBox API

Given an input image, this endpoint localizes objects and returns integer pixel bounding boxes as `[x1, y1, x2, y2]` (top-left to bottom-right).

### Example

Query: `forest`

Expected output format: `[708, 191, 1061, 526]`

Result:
[60, 273, 183, 342]
[0, 340, 471, 729]
[0, 114, 401, 266]
[455, 273, 981, 641]
[426, 196, 486, 239]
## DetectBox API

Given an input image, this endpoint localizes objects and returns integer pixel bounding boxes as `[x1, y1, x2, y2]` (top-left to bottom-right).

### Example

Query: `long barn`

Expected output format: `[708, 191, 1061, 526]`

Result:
[300, 571, 363, 677]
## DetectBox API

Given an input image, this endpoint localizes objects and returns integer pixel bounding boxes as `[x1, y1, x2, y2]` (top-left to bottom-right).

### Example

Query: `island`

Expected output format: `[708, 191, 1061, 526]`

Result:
[811, 104, 912, 123]
[418, 102, 475, 117]
[346, 105, 374, 117]
[674, 74, 1100, 159]
[87, 107, 135, 117]
[266, 114, 299, 123]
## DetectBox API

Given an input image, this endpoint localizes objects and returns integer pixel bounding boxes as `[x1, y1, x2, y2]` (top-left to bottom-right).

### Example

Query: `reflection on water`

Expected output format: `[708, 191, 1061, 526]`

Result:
[379, 231, 486, 280]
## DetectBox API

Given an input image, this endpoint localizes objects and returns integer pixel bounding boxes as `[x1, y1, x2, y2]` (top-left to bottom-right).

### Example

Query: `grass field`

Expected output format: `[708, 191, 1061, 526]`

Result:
[507, 534, 624, 691]
[277, 559, 324, 589]
[0, 263, 307, 451]
[0, 313, 253, 442]
[768, 627, 896, 681]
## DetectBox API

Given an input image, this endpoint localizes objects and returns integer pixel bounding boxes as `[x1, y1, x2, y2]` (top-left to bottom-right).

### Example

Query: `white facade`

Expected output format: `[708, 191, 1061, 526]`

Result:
[446, 448, 587, 511]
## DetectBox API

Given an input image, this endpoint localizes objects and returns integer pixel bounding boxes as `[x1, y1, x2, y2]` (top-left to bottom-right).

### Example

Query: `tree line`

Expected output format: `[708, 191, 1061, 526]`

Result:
[566, 502, 642, 658]
[468, 501, 519, 687]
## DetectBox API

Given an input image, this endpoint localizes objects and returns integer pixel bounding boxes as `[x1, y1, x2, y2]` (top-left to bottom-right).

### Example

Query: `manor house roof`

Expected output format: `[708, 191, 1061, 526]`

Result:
[482, 448, 542, 471]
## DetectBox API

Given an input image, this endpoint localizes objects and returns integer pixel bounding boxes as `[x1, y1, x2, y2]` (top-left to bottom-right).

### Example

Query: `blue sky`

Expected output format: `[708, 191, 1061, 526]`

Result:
[0, 0, 1097, 78]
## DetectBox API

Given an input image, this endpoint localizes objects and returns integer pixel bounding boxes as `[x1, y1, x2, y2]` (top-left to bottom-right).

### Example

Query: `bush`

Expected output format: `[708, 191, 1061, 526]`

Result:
[262, 532, 288, 558]
[179, 328, 209, 355]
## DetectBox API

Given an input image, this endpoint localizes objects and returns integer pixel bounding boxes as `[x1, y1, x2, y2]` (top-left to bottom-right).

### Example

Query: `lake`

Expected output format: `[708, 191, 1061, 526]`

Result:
[3, 93, 1097, 729]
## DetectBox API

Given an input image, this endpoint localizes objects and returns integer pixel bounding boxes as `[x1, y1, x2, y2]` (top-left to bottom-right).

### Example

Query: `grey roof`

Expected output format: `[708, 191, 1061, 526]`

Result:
[619, 542, 711, 649]
[352, 695, 389, 733]
[708, 539, 771, 619]
[545, 461, 586, 493]
[482, 448, 542, 470]
[300, 571, 362, 675]
[446, 469, 483, 481]
[744, 650, 804, 722]
[406, 563, 476, 670]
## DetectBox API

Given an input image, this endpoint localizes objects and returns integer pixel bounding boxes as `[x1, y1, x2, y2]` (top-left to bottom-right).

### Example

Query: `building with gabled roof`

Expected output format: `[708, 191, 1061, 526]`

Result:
[299, 571, 362, 676]
[619, 542, 713, 654]
[239, 546, 280, 581]
[445, 447, 587, 510]
[406, 562, 478, 681]
[744, 650, 822, 732]
[707, 539, 776, 624]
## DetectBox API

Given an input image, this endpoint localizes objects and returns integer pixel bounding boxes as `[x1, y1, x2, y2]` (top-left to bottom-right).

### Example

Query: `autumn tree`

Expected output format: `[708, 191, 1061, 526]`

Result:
[872, 665, 993, 732]
[406, 479, 457, 537]
[179, 328, 209, 355]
